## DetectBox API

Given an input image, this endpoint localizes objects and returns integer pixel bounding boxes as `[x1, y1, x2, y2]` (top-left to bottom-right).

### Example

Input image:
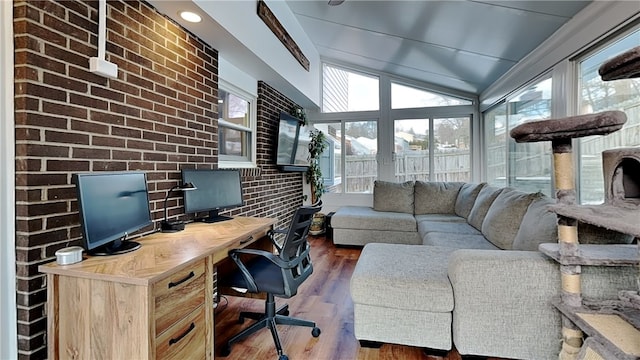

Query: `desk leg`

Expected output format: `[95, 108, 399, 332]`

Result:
[46, 274, 60, 360]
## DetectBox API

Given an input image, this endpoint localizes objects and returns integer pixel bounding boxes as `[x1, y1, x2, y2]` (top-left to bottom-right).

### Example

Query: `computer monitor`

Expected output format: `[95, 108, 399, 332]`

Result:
[181, 169, 244, 223]
[73, 171, 152, 255]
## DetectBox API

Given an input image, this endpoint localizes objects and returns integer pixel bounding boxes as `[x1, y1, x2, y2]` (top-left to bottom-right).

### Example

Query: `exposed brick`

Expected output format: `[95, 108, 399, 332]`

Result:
[13, 2, 304, 358]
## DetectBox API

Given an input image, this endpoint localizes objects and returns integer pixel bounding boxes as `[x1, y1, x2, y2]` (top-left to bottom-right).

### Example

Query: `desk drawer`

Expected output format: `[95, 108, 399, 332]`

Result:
[156, 304, 207, 360]
[154, 259, 206, 335]
[211, 228, 271, 263]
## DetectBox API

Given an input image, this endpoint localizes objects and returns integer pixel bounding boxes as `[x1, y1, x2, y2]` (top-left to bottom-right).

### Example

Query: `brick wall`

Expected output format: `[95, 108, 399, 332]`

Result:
[13, 1, 304, 357]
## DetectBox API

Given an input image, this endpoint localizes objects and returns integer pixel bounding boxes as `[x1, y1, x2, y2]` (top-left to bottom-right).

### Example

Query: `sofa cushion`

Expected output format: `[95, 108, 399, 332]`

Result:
[331, 206, 416, 232]
[455, 183, 486, 219]
[414, 214, 467, 223]
[512, 195, 558, 251]
[373, 180, 415, 214]
[422, 232, 501, 250]
[467, 185, 504, 230]
[414, 181, 464, 215]
[481, 189, 539, 250]
[418, 220, 481, 238]
[351, 243, 456, 312]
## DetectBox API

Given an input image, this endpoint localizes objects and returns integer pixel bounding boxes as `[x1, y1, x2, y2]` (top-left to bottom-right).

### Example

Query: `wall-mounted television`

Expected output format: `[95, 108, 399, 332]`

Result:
[181, 169, 244, 223]
[73, 172, 152, 256]
[276, 112, 311, 172]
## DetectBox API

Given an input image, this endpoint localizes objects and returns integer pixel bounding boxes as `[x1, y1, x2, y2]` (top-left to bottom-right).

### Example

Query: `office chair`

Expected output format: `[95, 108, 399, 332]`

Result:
[220, 202, 322, 360]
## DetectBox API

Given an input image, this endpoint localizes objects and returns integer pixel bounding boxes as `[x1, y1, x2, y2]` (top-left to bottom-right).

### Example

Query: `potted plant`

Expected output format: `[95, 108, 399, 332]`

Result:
[306, 128, 327, 235]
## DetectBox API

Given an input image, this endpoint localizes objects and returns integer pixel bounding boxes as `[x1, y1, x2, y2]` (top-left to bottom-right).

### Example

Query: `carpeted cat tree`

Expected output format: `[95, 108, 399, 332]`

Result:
[510, 46, 640, 360]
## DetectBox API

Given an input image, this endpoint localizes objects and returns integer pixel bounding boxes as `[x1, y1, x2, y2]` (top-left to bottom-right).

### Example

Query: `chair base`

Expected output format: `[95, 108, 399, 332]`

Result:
[220, 293, 321, 359]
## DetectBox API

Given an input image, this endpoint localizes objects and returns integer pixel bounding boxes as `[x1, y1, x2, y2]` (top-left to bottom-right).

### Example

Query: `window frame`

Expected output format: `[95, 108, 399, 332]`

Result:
[218, 80, 257, 169]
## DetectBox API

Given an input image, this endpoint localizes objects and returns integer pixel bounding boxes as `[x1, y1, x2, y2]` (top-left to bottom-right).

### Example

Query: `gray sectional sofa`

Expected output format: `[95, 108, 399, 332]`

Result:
[332, 181, 636, 360]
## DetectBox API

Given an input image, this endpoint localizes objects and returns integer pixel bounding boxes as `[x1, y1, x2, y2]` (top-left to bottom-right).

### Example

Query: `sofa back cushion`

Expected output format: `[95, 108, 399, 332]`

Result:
[482, 189, 539, 249]
[467, 185, 504, 230]
[373, 180, 415, 213]
[454, 183, 486, 219]
[512, 194, 558, 251]
[414, 181, 464, 215]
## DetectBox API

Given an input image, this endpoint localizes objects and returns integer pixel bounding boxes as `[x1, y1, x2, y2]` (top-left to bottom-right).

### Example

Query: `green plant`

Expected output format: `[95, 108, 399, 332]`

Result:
[306, 128, 327, 204]
[289, 106, 307, 125]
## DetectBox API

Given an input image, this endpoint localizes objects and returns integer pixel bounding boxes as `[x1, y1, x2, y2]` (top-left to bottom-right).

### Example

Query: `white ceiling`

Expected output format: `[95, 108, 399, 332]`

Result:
[286, 0, 591, 94]
[149, 0, 591, 105]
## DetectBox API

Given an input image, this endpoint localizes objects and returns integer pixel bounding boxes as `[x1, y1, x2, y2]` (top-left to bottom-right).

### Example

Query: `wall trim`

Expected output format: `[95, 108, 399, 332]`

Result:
[1, 0, 17, 358]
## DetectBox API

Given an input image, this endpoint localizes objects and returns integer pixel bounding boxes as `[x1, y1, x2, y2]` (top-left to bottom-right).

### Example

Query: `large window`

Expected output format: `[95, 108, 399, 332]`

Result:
[317, 64, 475, 195]
[315, 120, 378, 194]
[392, 83, 472, 109]
[484, 77, 553, 195]
[577, 29, 640, 204]
[218, 85, 256, 167]
[394, 117, 471, 183]
[322, 64, 379, 112]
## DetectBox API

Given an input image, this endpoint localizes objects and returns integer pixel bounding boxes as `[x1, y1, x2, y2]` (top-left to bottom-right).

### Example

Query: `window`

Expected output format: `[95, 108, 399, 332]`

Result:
[314, 120, 378, 193]
[394, 117, 471, 183]
[322, 64, 379, 112]
[218, 84, 256, 167]
[392, 83, 472, 109]
[484, 77, 553, 195]
[577, 29, 640, 204]
[484, 104, 507, 186]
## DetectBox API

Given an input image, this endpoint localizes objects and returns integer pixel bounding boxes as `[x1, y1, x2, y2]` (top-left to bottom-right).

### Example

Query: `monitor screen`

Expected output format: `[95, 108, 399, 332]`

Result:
[181, 169, 244, 223]
[73, 172, 152, 255]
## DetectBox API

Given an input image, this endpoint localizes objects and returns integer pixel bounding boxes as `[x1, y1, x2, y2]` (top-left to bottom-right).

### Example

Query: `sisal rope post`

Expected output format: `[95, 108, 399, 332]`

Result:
[552, 139, 583, 360]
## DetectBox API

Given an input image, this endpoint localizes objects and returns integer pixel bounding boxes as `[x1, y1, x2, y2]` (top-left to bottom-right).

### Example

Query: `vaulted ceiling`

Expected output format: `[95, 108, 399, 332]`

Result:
[286, 0, 591, 94]
[149, 0, 591, 104]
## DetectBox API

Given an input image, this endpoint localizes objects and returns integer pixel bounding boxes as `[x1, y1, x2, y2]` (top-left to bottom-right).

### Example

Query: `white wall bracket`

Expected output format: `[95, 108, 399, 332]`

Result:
[90, 0, 118, 79]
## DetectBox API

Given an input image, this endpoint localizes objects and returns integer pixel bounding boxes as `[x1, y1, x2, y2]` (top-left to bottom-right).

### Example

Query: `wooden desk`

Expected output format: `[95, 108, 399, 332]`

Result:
[39, 216, 276, 360]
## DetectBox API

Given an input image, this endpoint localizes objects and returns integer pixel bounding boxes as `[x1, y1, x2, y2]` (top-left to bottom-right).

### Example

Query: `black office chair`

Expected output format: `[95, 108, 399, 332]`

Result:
[220, 202, 322, 360]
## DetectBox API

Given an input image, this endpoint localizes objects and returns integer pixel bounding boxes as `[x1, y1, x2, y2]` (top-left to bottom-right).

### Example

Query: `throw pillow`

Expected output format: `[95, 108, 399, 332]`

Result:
[512, 194, 558, 251]
[454, 183, 486, 219]
[414, 181, 464, 215]
[466, 185, 504, 230]
[482, 189, 539, 250]
[373, 180, 415, 214]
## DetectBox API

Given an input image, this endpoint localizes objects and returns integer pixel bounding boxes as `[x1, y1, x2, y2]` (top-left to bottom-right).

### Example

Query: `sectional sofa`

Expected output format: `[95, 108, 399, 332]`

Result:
[331, 181, 636, 360]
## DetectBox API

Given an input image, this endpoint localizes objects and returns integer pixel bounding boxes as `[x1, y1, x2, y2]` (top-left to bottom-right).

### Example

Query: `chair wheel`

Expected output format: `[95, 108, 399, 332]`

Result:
[312, 327, 321, 337]
[219, 345, 231, 357]
[279, 355, 289, 360]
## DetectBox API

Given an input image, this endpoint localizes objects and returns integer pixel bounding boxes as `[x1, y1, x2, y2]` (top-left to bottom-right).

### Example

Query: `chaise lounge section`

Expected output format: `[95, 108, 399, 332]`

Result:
[333, 180, 636, 359]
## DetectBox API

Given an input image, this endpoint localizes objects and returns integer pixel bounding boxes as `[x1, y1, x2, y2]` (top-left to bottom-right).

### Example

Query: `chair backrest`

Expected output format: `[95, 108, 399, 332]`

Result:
[279, 201, 322, 297]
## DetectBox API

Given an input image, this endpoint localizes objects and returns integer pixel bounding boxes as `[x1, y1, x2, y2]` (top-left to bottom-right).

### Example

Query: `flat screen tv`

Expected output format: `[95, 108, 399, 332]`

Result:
[73, 171, 152, 255]
[276, 112, 311, 172]
[181, 169, 244, 223]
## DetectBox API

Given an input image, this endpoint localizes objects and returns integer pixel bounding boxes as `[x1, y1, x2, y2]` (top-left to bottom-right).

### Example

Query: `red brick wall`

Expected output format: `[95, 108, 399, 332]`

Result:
[13, 1, 304, 357]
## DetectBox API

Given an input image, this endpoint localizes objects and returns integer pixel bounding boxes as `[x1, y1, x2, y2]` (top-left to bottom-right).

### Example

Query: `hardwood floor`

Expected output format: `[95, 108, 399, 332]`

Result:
[213, 235, 499, 360]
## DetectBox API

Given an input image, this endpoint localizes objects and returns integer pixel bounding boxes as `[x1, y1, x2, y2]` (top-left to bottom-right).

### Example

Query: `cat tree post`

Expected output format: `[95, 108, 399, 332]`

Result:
[510, 111, 627, 360]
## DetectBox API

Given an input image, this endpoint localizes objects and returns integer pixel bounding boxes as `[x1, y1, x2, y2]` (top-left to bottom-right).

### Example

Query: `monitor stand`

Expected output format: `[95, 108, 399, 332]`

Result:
[202, 209, 233, 223]
[90, 239, 141, 256]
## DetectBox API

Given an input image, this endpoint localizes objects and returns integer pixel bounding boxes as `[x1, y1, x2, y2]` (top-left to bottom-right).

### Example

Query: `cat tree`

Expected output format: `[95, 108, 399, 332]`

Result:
[510, 46, 640, 360]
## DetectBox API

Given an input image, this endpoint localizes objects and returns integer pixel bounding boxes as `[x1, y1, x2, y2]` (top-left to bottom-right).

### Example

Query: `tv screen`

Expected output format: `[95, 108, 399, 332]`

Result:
[73, 172, 152, 255]
[276, 112, 310, 172]
[181, 169, 244, 223]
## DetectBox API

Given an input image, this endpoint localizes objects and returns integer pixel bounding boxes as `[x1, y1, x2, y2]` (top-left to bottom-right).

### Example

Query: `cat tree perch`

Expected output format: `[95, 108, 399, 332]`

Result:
[510, 46, 640, 360]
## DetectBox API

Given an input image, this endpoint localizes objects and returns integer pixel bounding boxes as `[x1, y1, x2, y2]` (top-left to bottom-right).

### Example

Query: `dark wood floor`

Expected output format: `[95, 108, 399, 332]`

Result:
[213, 235, 501, 360]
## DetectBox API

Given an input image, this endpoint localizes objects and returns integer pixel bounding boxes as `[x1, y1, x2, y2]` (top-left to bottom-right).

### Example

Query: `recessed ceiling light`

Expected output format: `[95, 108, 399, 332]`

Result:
[179, 11, 202, 23]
